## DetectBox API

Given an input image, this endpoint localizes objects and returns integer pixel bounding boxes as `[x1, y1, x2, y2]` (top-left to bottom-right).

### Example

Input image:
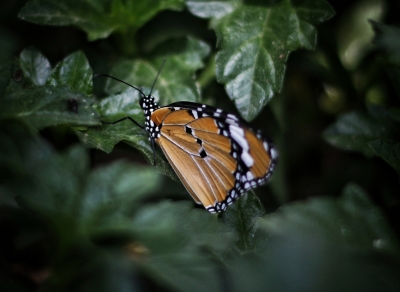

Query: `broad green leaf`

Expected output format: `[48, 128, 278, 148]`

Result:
[220, 191, 265, 252]
[227, 183, 400, 292]
[259, 183, 400, 257]
[106, 37, 211, 105]
[19, 47, 51, 86]
[323, 107, 400, 156]
[0, 86, 100, 129]
[75, 87, 177, 180]
[228, 227, 400, 292]
[369, 139, 400, 174]
[47, 51, 93, 96]
[131, 201, 232, 254]
[0, 123, 88, 215]
[189, 0, 334, 120]
[19, 0, 185, 41]
[80, 161, 162, 224]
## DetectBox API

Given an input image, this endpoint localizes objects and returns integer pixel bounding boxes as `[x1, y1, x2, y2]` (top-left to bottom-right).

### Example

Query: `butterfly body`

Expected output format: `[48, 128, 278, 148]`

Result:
[139, 95, 278, 213]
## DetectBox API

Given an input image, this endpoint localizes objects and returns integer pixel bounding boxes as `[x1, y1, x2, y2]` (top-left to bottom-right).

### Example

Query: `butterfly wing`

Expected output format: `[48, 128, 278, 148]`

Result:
[151, 102, 277, 213]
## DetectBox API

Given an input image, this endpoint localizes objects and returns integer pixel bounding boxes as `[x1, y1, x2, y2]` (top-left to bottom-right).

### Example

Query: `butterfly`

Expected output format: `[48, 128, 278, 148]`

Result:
[97, 68, 277, 213]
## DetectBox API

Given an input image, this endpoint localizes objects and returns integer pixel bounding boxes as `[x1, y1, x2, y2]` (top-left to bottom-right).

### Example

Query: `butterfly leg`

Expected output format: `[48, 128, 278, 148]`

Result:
[101, 117, 144, 129]
[151, 138, 157, 166]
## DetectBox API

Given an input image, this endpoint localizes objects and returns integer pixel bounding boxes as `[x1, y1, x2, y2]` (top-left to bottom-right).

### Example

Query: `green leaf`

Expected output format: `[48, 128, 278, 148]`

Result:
[145, 252, 222, 292]
[0, 123, 88, 215]
[47, 51, 93, 96]
[369, 139, 400, 174]
[75, 87, 176, 180]
[80, 161, 162, 223]
[0, 86, 100, 129]
[105, 37, 210, 105]
[229, 183, 400, 291]
[189, 0, 334, 120]
[220, 191, 265, 252]
[323, 107, 400, 156]
[131, 201, 232, 254]
[228, 228, 400, 292]
[19, 47, 51, 86]
[259, 183, 400, 257]
[18, 0, 185, 41]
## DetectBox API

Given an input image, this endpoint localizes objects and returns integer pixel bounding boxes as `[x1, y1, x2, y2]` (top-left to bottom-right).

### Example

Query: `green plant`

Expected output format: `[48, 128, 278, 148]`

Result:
[1, 0, 400, 291]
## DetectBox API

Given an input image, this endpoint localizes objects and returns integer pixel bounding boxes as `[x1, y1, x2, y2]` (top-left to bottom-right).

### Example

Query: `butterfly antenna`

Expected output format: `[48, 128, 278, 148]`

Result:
[94, 74, 147, 97]
[149, 59, 166, 97]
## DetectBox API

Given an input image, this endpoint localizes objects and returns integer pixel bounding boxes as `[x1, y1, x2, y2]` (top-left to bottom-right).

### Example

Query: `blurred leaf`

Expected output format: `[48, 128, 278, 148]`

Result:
[371, 21, 400, 98]
[146, 252, 222, 292]
[369, 139, 400, 174]
[336, 0, 384, 69]
[371, 21, 400, 65]
[228, 231, 400, 292]
[189, 0, 334, 120]
[220, 192, 265, 252]
[227, 183, 400, 292]
[323, 106, 400, 156]
[47, 51, 93, 96]
[106, 37, 210, 104]
[131, 201, 233, 255]
[18, 0, 185, 41]
[259, 183, 400, 257]
[45, 249, 141, 292]
[19, 47, 51, 86]
[0, 123, 88, 215]
[0, 86, 100, 129]
[80, 161, 162, 225]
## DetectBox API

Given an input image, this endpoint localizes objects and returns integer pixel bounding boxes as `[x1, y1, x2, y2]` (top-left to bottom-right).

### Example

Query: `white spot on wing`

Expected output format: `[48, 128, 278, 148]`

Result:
[192, 110, 198, 119]
[270, 148, 278, 160]
[227, 114, 238, 120]
[229, 125, 248, 151]
[263, 141, 269, 151]
[241, 151, 254, 167]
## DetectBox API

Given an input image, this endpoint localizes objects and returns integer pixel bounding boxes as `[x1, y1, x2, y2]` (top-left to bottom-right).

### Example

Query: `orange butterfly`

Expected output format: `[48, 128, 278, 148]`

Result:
[97, 71, 277, 213]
